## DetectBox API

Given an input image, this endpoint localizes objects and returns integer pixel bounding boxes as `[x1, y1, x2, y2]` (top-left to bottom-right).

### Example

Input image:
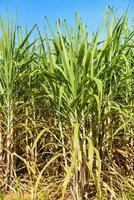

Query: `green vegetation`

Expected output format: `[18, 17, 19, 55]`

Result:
[0, 8, 134, 200]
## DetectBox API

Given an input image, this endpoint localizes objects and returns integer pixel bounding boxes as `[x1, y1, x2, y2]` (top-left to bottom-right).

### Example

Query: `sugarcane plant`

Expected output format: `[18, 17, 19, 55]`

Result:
[0, 16, 37, 184]
[0, 8, 133, 200]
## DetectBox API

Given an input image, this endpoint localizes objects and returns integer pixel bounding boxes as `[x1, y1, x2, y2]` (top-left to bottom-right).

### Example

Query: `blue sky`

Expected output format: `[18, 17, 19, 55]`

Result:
[0, 0, 134, 33]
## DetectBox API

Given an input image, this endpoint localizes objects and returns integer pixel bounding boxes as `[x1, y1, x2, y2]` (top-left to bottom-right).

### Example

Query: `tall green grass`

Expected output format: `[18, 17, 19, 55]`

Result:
[0, 8, 134, 200]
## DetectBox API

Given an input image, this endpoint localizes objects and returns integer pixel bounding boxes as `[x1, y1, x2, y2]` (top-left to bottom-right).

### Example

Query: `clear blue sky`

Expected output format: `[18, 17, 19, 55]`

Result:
[0, 0, 134, 33]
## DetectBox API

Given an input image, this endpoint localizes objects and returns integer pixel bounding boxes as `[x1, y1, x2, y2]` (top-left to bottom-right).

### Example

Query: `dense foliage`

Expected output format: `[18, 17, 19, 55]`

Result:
[0, 9, 134, 200]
